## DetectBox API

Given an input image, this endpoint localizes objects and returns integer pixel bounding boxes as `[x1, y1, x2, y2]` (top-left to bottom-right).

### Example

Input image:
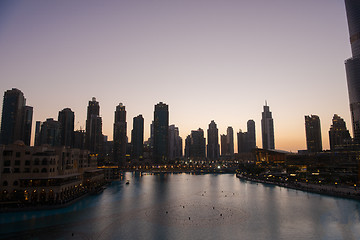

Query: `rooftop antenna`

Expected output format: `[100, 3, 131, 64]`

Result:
[265, 100, 267, 106]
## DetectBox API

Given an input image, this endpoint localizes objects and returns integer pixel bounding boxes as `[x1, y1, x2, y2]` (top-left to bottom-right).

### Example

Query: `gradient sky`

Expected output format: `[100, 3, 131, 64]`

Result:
[0, 0, 352, 152]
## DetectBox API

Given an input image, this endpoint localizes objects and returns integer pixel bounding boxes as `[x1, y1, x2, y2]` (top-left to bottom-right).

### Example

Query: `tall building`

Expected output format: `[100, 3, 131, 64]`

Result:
[85, 97, 103, 153]
[113, 103, 127, 165]
[305, 115, 322, 153]
[58, 108, 75, 147]
[220, 134, 228, 156]
[261, 102, 275, 150]
[237, 130, 248, 153]
[329, 114, 352, 151]
[344, 0, 360, 142]
[131, 114, 144, 160]
[185, 128, 206, 160]
[247, 120, 256, 151]
[34, 121, 41, 146]
[22, 106, 33, 146]
[0, 88, 32, 145]
[226, 126, 234, 156]
[168, 124, 182, 160]
[39, 118, 61, 146]
[207, 120, 220, 161]
[153, 102, 169, 163]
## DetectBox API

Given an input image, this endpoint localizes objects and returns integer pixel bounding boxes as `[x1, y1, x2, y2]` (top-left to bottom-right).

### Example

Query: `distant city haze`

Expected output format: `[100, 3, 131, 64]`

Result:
[0, 0, 352, 152]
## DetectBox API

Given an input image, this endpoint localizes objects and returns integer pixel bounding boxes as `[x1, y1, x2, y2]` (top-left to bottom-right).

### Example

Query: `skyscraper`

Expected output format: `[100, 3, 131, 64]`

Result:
[185, 128, 206, 160]
[153, 102, 169, 162]
[226, 126, 234, 156]
[58, 108, 75, 147]
[168, 124, 182, 160]
[247, 120, 256, 151]
[329, 114, 352, 151]
[305, 115, 322, 153]
[237, 130, 248, 153]
[131, 114, 144, 160]
[0, 88, 33, 145]
[85, 97, 103, 153]
[344, 0, 360, 142]
[34, 121, 41, 146]
[261, 102, 275, 150]
[207, 120, 220, 161]
[113, 103, 127, 165]
[39, 118, 61, 146]
[220, 134, 228, 156]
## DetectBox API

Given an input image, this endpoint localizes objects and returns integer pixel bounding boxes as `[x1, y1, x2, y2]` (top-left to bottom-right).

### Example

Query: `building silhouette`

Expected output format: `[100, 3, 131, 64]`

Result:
[168, 124, 182, 160]
[237, 120, 256, 153]
[39, 118, 61, 146]
[113, 103, 127, 165]
[237, 130, 248, 153]
[329, 114, 352, 151]
[131, 114, 144, 160]
[261, 102, 275, 150]
[305, 115, 322, 153]
[344, 0, 360, 143]
[227, 126, 234, 156]
[247, 120, 256, 151]
[220, 134, 228, 156]
[85, 97, 103, 153]
[34, 121, 41, 146]
[0, 88, 33, 145]
[185, 128, 206, 160]
[207, 120, 220, 161]
[153, 102, 169, 162]
[58, 108, 74, 147]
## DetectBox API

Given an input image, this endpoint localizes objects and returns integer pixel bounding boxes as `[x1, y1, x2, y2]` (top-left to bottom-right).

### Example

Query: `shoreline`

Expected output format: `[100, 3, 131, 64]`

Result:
[236, 174, 360, 201]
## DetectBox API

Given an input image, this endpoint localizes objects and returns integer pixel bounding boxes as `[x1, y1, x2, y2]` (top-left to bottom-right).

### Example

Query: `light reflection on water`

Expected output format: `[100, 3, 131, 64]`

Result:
[1, 173, 360, 240]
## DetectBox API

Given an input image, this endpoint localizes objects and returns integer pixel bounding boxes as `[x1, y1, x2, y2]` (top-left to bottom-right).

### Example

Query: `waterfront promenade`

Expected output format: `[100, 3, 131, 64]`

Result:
[236, 174, 360, 201]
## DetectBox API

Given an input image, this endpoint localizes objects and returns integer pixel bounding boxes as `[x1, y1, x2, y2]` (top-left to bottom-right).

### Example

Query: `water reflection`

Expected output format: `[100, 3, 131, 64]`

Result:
[1, 173, 360, 240]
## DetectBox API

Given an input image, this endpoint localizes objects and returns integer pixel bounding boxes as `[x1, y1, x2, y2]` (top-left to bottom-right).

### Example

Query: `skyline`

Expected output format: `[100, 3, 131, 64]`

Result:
[0, 0, 352, 152]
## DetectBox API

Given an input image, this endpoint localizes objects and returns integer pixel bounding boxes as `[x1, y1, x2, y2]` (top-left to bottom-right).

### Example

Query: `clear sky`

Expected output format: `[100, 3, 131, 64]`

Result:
[0, 0, 352, 152]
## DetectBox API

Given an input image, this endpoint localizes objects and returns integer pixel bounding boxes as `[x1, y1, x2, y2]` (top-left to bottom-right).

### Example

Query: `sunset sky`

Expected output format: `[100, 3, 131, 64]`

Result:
[0, 0, 352, 152]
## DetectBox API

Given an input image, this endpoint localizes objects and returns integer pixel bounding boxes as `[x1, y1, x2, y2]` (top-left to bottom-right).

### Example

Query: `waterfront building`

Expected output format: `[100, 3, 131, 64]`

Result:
[184, 135, 191, 159]
[113, 103, 127, 165]
[153, 102, 169, 163]
[344, 0, 360, 143]
[185, 128, 206, 160]
[85, 97, 103, 153]
[220, 134, 228, 156]
[305, 115, 322, 153]
[131, 115, 144, 160]
[39, 118, 61, 146]
[329, 114, 352, 151]
[237, 130, 248, 153]
[207, 120, 220, 161]
[247, 120, 256, 150]
[168, 124, 182, 160]
[0, 88, 33, 146]
[261, 102, 275, 150]
[227, 126, 234, 156]
[0, 142, 104, 204]
[58, 108, 75, 147]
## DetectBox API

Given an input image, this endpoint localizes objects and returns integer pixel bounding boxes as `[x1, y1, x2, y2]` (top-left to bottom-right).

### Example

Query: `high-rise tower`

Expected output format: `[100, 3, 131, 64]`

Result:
[207, 120, 220, 160]
[305, 115, 322, 153]
[153, 102, 169, 162]
[329, 114, 352, 151]
[113, 103, 127, 165]
[58, 108, 75, 147]
[85, 97, 102, 153]
[261, 102, 275, 150]
[344, 0, 360, 142]
[247, 120, 256, 151]
[131, 114, 144, 160]
[0, 88, 32, 145]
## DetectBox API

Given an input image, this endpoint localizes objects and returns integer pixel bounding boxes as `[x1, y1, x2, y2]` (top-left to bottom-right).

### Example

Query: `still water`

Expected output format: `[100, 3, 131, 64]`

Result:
[1, 173, 360, 240]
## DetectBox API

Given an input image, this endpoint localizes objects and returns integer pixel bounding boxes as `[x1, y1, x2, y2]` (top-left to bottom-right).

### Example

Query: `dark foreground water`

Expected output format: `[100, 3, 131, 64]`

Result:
[1, 173, 360, 240]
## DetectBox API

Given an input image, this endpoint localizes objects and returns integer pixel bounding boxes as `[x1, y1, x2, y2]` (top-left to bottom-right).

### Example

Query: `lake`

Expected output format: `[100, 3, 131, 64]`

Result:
[1, 172, 360, 240]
